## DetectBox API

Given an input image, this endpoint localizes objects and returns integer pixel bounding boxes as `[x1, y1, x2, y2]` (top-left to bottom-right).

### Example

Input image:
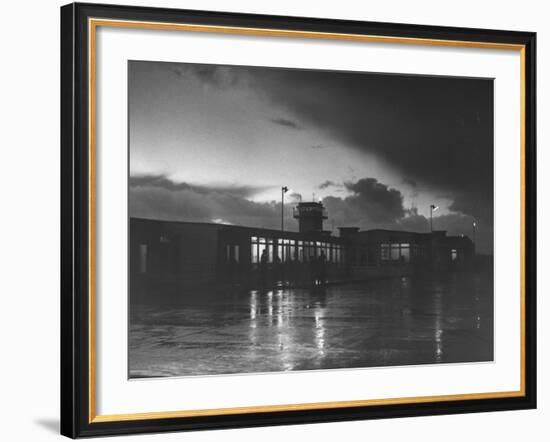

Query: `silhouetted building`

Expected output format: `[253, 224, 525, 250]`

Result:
[341, 228, 474, 280]
[130, 201, 475, 301]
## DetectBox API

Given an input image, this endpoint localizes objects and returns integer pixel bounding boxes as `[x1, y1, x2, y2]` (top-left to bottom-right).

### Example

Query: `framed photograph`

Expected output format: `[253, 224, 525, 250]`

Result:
[60, 2, 536, 438]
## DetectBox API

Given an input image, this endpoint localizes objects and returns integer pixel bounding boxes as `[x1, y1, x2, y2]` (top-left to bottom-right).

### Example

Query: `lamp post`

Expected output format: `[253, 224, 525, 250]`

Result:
[472, 221, 477, 254]
[430, 204, 439, 232]
[281, 186, 289, 231]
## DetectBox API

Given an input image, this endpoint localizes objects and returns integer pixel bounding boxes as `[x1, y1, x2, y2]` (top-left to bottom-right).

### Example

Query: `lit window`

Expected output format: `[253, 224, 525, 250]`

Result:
[259, 242, 266, 262]
[401, 243, 410, 263]
[451, 249, 458, 261]
[381, 243, 412, 263]
[289, 240, 296, 261]
[267, 239, 273, 263]
[381, 243, 390, 261]
[259, 242, 266, 260]
[390, 244, 400, 261]
[401, 247, 410, 263]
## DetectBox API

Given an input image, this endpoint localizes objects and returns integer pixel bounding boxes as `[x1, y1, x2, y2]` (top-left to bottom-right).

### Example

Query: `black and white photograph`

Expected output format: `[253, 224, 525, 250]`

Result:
[128, 60, 494, 378]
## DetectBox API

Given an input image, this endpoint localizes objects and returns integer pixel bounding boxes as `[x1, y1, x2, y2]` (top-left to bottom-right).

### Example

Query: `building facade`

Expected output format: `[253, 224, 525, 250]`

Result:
[130, 202, 475, 301]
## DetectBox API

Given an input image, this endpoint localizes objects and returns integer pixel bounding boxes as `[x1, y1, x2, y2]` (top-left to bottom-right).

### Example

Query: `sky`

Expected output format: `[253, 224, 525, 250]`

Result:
[129, 60, 494, 254]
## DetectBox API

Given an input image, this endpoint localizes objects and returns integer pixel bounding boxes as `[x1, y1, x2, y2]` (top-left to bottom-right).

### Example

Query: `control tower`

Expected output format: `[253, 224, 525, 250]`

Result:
[293, 201, 328, 234]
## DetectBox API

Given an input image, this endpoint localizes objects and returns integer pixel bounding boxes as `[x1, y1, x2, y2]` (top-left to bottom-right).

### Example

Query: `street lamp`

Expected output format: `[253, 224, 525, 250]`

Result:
[472, 220, 477, 254]
[429, 204, 439, 232]
[281, 186, 289, 231]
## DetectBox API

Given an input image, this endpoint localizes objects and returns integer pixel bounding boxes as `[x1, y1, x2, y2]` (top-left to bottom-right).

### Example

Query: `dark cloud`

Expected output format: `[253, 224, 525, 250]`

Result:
[130, 174, 489, 252]
[448, 192, 492, 224]
[321, 178, 405, 227]
[344, 178, 405, 222]
[269, 117, 303, 130]
[130, 174, 298, 230]
[318, 180, 337, 190]
[311, 144, 328, 149]
[235, 66, 493, 225]
[142, 61, 494, 228]
[130, 174, 270, 199]
[395, 210, 429, 232]
[321, 187, 489, 251]
[130, 175, 405, 231]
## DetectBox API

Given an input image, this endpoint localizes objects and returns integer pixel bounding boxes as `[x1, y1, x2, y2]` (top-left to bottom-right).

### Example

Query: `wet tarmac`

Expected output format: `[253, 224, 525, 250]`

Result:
[129, 272, 493, 378]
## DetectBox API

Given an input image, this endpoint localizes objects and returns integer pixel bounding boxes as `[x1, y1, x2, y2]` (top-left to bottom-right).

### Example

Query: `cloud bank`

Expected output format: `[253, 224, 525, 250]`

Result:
[130, 174, 490, 253]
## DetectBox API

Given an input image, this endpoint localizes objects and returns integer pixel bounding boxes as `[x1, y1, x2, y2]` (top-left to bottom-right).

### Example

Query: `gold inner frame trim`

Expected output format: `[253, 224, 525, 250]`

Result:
[88, 17, 527, 424]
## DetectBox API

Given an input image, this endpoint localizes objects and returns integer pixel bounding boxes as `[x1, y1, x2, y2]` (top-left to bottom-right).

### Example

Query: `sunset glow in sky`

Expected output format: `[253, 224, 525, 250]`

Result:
[129, 61, 494, 253]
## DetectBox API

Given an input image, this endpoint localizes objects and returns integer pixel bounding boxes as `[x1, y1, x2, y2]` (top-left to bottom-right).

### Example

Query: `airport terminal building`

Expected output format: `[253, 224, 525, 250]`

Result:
[130, 201, 475, 299]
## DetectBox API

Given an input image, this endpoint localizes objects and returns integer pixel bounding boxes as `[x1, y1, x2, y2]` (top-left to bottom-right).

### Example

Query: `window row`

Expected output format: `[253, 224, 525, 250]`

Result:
[380, 243, 411, 263]
[250, 237, 344, 264]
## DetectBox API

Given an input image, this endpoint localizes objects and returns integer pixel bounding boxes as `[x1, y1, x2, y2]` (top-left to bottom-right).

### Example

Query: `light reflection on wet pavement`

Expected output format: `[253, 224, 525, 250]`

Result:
[129, 272, 493, 378]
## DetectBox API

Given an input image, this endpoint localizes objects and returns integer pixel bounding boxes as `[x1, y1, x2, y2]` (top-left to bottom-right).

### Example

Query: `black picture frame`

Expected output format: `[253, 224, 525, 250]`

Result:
[61, 2, 537, 438]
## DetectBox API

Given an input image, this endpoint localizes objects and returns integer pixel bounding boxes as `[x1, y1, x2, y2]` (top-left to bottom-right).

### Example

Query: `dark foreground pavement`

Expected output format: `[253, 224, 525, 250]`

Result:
[129, 271, 493, 377]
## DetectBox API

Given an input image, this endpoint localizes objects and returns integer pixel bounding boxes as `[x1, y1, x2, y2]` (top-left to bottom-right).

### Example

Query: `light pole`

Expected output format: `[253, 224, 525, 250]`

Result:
[430, 204, 439, 232]
[281, 186, 289, 231]
[472, 220, 477, 254]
